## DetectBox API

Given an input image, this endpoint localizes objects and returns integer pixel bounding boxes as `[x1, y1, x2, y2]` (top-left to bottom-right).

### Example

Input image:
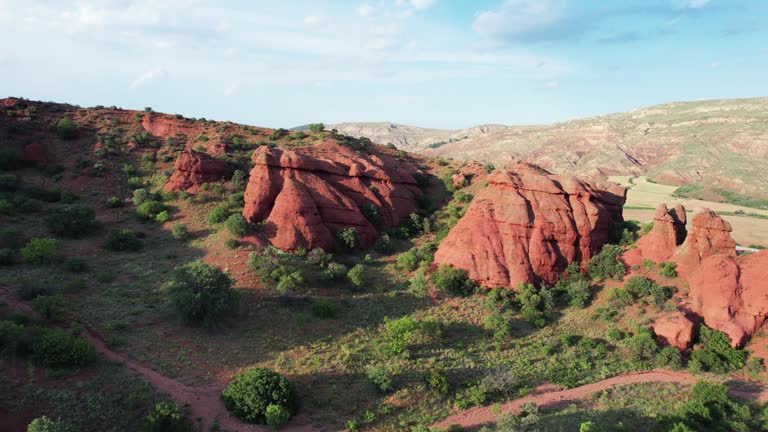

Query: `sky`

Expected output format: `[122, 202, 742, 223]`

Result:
[0, 0, 766, 129]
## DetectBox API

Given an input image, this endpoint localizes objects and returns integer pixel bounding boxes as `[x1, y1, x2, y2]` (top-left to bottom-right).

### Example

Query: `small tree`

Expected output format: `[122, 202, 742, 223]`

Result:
[31, 295, 67, 321]
[347, 264, 367, 288]
[337, 227, 357, 250]
[225, 214, 250, 237]
[27, 416, 75, 432]
[221, 368, 296, 424]
[308, 123, 325, 133]
[32, 328, 96, 368]
[45, 205, 98, 238]
[21, 238, 58, 264]
[430, 264, 475, 296]
[144, 401, 192, 432]
[171, 223, 189, 241]
[207, 206, 231, 225]
[166, 260, 239, 327]
[56, 117, 77, 140]
[587, 244, 625, 281]
[105, 229, 143, 252]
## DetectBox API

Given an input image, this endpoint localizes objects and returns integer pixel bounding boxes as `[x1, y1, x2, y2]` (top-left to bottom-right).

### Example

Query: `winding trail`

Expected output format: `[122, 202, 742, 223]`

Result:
[434, 369, 768, 430]
[4, 287, 768, 432]
[0, 287, 316, 432]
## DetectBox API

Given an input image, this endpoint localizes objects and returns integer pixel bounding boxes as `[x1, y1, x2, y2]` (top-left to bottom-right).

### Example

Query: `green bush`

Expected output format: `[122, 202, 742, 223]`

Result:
[132, 188, 148, 206]
[105, 197, 123, 208]
[27, 416, 76, 432]
[366, 364, 393, 393]
[45, 205, 98, 238]
[144, 401, 192, 432]
[0, 174, 20, 191]
[483, 310, 512, 342]
[516, 283, 554, 328]
[155, 210, 170, 223]
[0, 320, 25, 353]
[225, 214, 249, 237]
[625, 327, 659, 363]
[306, 248, 332, 267]
[587, 244, 625, 281]
[424, 367, 450, 395]
[337, 227, 357, 250]
[396, 251, 419, 272]
[171, 223, 189, 241]
[666, 381, 759, 431]
[374, 234, 394, 254]
[31, 294, 67, 321]
[56, 117, 77, 140]
[688, 326, 747, 374]
[659, 261, 678, 278]
[0, 199, 13, 215]
[137, 200, 165, 219]
[430, 264, 475, 296]
[308, 123, 325, 133]
[221, 368, 296, 424]
[0, 248, 14, 265]
[347, 264, 367, 288]
[265, 404, 291, 429]
[322, 262, 348, 282]
[207, 206, 231, 225]
[24, 185, 60, 202]
[275, 270, 305, 295]
[0, 148, 23, 170]
[408, 271, 429, 297]
[105, 229, 143, 252]
[311, 298, 337, 318]
[21, 238, 58, 264]
[623, 275, 673, 307]
[225, 238, 239, 250]
[566, 278, 591, 308]
[381, 316, 421, 358]
[167, 260, 239, 327]
[32, 328, 96, 368]
[231, 170, 246, 188]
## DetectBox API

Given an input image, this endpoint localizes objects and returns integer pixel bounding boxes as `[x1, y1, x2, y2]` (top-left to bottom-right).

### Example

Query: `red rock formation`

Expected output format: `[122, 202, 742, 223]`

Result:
[688, 250, 768, 347]
[243, 142, 422, 251]
[451, 172, 468, 188]
[164, 150, 228, 193]
[141, 114, 225, 154]
[624, 203, 686, 266]
[672, 208, 736, 276]
[433, 164, 627, 288]
[652, 311, 695, 351]
[23, 142, 47, 165]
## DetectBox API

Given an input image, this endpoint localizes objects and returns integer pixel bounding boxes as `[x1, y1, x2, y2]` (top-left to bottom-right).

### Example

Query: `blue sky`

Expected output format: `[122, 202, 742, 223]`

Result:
[1, 0, 766, 129]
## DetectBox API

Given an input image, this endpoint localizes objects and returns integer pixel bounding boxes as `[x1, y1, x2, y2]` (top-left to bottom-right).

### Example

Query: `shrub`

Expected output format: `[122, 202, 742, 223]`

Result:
[587, 244, 625, 281]
[516, 283, 554, 328]
[167, 260, 239, 327]
[480, 365, 518, 398]
[45, 205, 98, 238]
[347, 264, 367, 288]
[337, 227, 357, 250]
[26, 416, 75, 432]
[24, 185, 60, 202]
[424, 367, 450, 395]
[276, 270, 305, 295]
[207, 206, 231, 225]
[0, 248, 14, 265]
[322, 262, 348, 281]
[32, 328, 96, 368]
[31, 294, 67, 321]
[0, 148, 23, 170]
[659, 261, 678, 278]
[656, 346, 683, 369]
[624, 276, 673, 307]
[311, 298, 337, 318]
[0, 228, 21, 249]
[306, 248, 332, 267]
[0, 199, 13, 215]
[56, 117, 77, 139]
[688, 326, 747, 374]
[366, 364, 393, 392]
[137, 200, 165, 219]
[221, 368, 296, 424]
[132, 188, 148, 206]
[374, 234, 394, 254]
[625, 327, 659, 363]
[247, 251, 280, 282]
[381, 316, 421, 358]
[155, 210, 170, 223]
[105, 229, 143, 252]
[21, 238, 58, 264]
[667, 381, 758, 431]
[566, 278, 591, 308]
[106, 196, 123, 208]
[396, 251, 419, 272]
[225, 214, 249, 237]
[430, 264, 475, 296]
[171, 223, 189, 241]
[225, 238, 239, 250]
[0, 320, 25, 353]
[408, 271, 429, 297]
[265, 404, 291, 429]
[0, 174, 20, 191]
[144, 401, 192, 432]
[483, 310, 512, 342]
[308, 123, 325, 133]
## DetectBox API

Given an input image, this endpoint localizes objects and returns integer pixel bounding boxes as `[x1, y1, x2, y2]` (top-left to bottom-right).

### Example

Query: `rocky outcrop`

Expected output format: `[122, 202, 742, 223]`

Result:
[451, 172, 468, 188]
[652, 311, 695, 351]
[242, 142, 422, 251]
[672, 208, 736, 276]
[164, 150, 228, 193]
[688, 251, 768, 347]
[624, 203, 687, 266]
[433, 164, 627, 288]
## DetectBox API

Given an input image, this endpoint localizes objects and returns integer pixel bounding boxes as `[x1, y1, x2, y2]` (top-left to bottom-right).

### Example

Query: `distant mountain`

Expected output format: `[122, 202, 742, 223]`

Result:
[332, 98, 768, 198]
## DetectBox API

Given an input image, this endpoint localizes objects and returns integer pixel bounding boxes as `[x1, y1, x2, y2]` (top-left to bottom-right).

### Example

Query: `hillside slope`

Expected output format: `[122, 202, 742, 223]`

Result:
[332, 98, 768, 198]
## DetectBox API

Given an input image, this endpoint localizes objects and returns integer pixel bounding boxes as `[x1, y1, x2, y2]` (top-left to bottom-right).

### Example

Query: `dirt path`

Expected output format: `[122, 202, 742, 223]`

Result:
[0, 287, 317, 432]
[433, 370, 768, 430]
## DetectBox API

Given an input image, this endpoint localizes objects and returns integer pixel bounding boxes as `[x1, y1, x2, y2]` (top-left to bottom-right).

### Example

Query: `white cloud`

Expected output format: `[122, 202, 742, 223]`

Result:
[410, 0, 436, 11]
[130, 67, 168, 89]
[545, 80, 559, 89]
[303, 15, 321, 25]
[357, 3, 374, 17]
[710, 61, 720, 68]
[224, 80, 241, 96]
[473, 0, 568, 40]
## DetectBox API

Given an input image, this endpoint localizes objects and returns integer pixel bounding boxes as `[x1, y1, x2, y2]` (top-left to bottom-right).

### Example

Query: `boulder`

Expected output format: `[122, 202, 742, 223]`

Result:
[451, 172, 468, 188]
[433, 163, 626, 288]
[672, 208, 735, 276]
[688, 250, 768, 347]
[652, 311, 695, 351]
[624, 203, 687, 266]
[243, 142, 422, 251]
[164, 150, 228, 193]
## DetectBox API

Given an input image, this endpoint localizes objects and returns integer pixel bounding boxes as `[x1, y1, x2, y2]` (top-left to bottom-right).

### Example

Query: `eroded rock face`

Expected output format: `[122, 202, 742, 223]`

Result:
[164, 150, 228, 193]
[242, 142, 422, 251]
[672, 208, 736, 276]
[433, 164, 626, 288]
[624, 203, 687, 266]
[652, 311, 695, 351]
[688, 251, 768, 347]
